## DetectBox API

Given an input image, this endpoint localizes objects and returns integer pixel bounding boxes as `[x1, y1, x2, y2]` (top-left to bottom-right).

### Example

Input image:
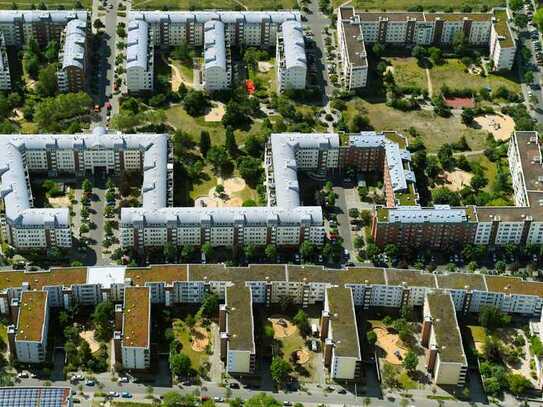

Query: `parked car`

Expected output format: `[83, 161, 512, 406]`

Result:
[121, 392, 132, 398]
[118, 376, 129, 383]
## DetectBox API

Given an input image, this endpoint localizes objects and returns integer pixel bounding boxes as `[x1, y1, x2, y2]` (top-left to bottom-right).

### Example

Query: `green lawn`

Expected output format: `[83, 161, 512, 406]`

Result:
[344, 98, 489, 153]
[0, 0, 92, 8]
[133, 0, 296, 10]
[172, 320, 210, 370]
[468, 325, 487, 343]
[467, 154, 499, 193]
[165, 105, 267, 147]
[429, 59, 521, 95]
[342, 0, 505, 11]
[389, 57, 428, 91]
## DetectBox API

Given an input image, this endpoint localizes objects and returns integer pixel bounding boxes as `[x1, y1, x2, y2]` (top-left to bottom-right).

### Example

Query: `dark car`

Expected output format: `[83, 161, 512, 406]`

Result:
[229, 382, 240, 389]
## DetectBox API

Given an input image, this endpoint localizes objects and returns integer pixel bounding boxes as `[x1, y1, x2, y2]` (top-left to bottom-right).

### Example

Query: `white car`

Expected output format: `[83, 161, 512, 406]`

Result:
[16, 372, 28, 378]
[108, 391, 120, 398]
[214, 397, 225, 402]
[118, 376, 129, 383]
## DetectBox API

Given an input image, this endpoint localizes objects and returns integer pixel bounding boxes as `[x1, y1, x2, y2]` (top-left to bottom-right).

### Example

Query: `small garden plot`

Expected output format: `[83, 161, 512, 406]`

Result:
[79, 330, 101, 354]
[193, 176, 257, 208]
[442, 170, 473, 192]
[172, 319, 212, 370]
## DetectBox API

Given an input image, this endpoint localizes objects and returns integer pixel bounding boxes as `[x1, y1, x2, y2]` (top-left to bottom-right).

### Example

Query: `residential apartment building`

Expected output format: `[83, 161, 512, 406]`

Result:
[372, 131, 543, 250]
[5, 263, 543, 368]
[0, 11, 89, 91]
[126, 19, 154, 93]
[118, 286, 151, 370]
[422, 291, 468, 386]
[321, 287, 361, 380]
[57, 18, 89, 93]
[220, 285, 255, 374]
[337, 7, 515, 89]
[203, 20, 231, 91]
[276, 20, 307, 92]
[8, 291, 49, 364]
[127, 11, 305, 93]
[0, 32, 11, 90]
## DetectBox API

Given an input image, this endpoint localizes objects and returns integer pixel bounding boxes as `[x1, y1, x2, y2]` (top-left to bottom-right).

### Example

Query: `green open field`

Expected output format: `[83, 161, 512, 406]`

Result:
[388, 57, 428, 91]
[165, 105, 267, 146]
[429, 59, 521, 94]
[133, 0, 297, 11]
[344, 98, 488, 153]
[0, 0, 92, 9]
[340, 0, 505, 11]
[172, 320, 210, 370]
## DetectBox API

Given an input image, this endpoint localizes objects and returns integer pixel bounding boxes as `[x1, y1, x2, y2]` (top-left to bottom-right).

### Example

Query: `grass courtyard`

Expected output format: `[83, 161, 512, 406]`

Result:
[389, 57, 521, 95]
[0, 0, 92, 8]
[172, 319, 211, 371]
[132, 0, 297, 11]
[340, 0, 505, 11]
[343, 97, 489, 153]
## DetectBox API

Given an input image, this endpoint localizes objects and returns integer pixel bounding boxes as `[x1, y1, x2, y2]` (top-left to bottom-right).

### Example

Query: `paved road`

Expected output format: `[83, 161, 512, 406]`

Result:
[304, 0, 333, 103]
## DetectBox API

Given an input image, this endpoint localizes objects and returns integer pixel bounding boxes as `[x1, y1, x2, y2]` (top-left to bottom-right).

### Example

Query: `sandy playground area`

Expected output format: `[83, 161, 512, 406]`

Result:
[48, 195, 71, 208]
[80, 330, 101, 353]
[190, 325, 210, 353]
[194, 177, 247, 208]
[258, 61, 273, 73]
[295, 349, 311, 365]
[474, 114, 515, 141]
[269, 317, 297, 338]
[204, 101, 226, 122]
[443, 170, 473, 192]
[374, 327, 408, 365]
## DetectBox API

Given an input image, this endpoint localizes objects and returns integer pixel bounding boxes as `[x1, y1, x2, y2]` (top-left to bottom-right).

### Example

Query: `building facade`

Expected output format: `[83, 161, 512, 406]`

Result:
[57, 18, 89, 93]
[276, 20, 307, 92]
[126, 19, 154, 93]
[127, 10, 306, 93]
[0, 32, 11, 90]
[337, 7, 516, 89]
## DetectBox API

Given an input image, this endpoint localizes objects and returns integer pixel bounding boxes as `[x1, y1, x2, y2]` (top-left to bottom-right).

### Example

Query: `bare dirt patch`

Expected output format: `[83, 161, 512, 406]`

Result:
[204, 101, 226, 122]
[79, 330, 100, 353]
[295, 349, 311, 365]
[443, 170, 473, 192]
[190, 325, 210, 353]
[474, 114, 515, 141]
[374, 326, 408, 365]
[269, 317, 297, 339]
[194, 177, 247, 208]
[258, 61, 273, 73]
[48, 195, 71, 208]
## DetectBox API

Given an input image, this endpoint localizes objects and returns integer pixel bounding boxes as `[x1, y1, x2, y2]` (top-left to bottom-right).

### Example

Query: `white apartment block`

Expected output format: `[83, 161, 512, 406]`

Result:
[0, 32, 11, 90]
[338, 7, 515, 89]
[57, 18, 89, 93]
[276, 20, 307, 92]
[422, 291, 468, 386]
[126, 19, 154, 93]
[9, 291, 49, 364]
[203, 20, 231, 91]
[127, 10, 305, 93]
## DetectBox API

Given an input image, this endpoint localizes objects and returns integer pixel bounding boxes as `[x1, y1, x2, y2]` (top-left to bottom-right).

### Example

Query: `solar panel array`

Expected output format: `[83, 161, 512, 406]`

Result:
[0, 387, 70, 407]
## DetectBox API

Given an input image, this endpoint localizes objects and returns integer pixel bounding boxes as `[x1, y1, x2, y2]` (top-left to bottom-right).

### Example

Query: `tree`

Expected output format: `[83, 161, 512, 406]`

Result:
[507, 373, 531, 396]
[199, 130, 211, 157]
[471, 173, 488, 190]
[452, 31, 467, 55]
[199, 293, 219, 318]
[82, 178, 92, 195]
[164, 242, 176, 262]
[91, 301, 114, 341]
[78, 340, 93, 366]
[461, 108, 475, 126]
[202, 242, 214, 259]
[244, 394, 281, 407]
[170, 352, 192, 377]
[207, 146, 230, 175]
[37, 64, 58, 97]
[265, 244, 277, 261]
[215, 184, 225, 195]
[366, 331, 377, 346]
[509, 0, 523, 10]
[270, 357, 291, 386]
[242, 199, 257, 207]
[300, 240, 315, 260]
[244, 244, 257, 261]
[524, 70, 535, 84]
[432, 187, 460, 206]
[293, 310, 310, 336]
[495, 260, 506, 274]
[183, 90, 209, 116]
[238, 157, 262, 187]
[479, 305, 511, 331]
[224, 127, 238, 157]
[402, 350, 418, 374]
[372, 42, 384, 57]
[93, 18, 105, 30]
[245, 134, 263, 158]
[350, 114, 371, 132]
[428, 47, 442, 65]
